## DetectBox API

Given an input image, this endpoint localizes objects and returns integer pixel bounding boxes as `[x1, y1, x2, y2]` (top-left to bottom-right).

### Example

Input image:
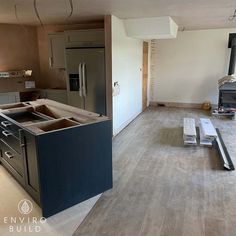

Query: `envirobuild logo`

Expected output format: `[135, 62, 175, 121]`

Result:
[3, 199, 47, 233]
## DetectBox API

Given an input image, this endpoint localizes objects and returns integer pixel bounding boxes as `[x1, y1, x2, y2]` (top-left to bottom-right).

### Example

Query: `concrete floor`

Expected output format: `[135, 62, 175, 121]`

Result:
[74, 107, 236, 236]
[0, 162, 101, 236]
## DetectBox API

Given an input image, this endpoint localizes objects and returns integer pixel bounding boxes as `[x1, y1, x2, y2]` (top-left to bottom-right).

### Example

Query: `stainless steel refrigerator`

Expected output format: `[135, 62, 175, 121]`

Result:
[65, 48, 106, 115]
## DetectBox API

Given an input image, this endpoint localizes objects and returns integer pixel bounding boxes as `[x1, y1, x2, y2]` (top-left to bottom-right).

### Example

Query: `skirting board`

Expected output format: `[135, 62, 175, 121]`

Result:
[150, 101, 202, 109]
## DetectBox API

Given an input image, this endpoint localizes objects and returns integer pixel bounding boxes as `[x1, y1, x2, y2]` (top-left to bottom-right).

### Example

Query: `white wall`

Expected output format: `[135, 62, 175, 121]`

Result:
[112, 15, 143, 135]
[151, 28, 236, 105]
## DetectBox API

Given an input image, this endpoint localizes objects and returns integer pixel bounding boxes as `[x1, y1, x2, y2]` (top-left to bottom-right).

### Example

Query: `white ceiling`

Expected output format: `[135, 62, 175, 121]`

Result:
[0, 0, 236, 30]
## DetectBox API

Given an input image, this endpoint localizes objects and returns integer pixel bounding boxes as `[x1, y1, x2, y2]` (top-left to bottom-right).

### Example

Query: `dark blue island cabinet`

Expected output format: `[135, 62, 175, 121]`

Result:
[0, 99, 112, 217]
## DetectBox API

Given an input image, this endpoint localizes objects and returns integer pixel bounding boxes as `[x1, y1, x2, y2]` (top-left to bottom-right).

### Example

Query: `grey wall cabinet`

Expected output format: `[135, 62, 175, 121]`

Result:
[48, 30, 105, 69]
[0, 92, 20, 105]
[65, 29, 105, 48]
[48, 33, 66, 69]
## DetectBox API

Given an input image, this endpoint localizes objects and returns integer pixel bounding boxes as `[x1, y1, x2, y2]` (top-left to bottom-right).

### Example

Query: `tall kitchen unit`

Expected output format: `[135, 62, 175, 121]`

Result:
[65, 30, 106, 116]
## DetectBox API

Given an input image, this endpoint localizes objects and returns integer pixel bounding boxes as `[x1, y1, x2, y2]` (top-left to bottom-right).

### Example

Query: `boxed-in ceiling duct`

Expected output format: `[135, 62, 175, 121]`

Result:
[124, 16, 178, 40]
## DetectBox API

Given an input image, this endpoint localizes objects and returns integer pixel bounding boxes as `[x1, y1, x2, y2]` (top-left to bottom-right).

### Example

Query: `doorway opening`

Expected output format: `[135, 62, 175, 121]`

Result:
[142, 41, 149, 111]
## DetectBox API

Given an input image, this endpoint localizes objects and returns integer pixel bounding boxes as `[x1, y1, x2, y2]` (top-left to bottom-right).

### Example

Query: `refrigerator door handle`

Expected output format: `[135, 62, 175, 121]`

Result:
[78, 63, 83, 97]
[82, 63, 87, 97]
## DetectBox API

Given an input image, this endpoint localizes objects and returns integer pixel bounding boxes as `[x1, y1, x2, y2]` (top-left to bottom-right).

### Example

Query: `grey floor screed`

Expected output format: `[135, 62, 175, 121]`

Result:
[73, 107, 236, 236]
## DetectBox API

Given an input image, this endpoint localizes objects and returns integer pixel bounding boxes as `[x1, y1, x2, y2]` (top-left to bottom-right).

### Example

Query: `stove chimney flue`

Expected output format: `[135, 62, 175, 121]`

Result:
[228, 33, 236, 75]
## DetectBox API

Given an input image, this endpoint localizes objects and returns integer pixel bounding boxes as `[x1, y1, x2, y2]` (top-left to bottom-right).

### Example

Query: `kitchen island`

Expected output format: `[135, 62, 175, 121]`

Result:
[0, 99, 112, 217]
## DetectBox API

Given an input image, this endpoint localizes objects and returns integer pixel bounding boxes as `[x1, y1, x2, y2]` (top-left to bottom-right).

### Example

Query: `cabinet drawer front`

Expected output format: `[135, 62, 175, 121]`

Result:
[0, 116, 21, 138]
[0, 127, 21, 153]
[0, 140, 24, 176]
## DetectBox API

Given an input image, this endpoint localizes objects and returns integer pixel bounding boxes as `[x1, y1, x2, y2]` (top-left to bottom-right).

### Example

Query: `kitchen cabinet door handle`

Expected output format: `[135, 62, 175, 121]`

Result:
[4, 151, 14, 159]
[2, 131, 12, 137]
[79, 63, 83, 97]
[82, 63, 87, 97]
[1, 121, 12, 127]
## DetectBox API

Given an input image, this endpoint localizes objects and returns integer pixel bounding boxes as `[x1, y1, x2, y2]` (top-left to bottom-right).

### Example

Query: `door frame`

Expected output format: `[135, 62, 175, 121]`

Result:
[142, 41, 149, 111]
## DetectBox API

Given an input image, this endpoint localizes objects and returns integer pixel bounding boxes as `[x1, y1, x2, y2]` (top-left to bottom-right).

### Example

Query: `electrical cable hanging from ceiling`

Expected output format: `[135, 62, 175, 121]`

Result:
[67, 0, 74, 20]
[228, 9, 236, 21]
[14, 4, 20, 23]
[33, 0, 44, 27]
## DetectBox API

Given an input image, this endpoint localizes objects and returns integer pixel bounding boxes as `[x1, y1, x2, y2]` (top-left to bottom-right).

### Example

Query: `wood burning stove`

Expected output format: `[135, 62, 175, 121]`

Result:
[218, 33, 236, 110]
[219, 82, 236, 109]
